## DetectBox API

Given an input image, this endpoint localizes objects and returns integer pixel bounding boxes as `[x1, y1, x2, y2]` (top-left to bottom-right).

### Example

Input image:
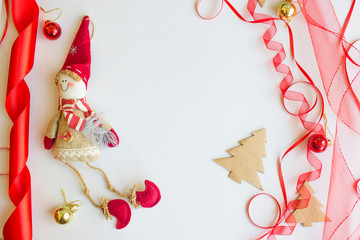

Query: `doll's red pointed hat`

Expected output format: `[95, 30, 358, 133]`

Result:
[58, 16, 91, 88]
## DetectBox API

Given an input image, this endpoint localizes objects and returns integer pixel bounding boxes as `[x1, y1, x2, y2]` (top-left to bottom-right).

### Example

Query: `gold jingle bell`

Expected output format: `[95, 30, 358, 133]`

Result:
[54, 205, 74, 225]
[278, 0, 297, 22]
[54, 190, 81, 225]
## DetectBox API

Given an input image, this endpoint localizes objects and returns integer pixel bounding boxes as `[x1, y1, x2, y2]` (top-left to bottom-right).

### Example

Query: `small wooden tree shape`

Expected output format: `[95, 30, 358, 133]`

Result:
[258, 0, 265, 7]
[291, 182, 331, 227]
[214, 129, 266, 190]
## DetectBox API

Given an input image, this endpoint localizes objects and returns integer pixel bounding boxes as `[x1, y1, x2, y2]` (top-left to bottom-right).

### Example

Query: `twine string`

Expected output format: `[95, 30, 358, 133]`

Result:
[61, 189, 68, 205]
[85, 162, 140, 207]
[62, 161, 101, 209]
[128, 185, 140, 208]
[39, 7, 62, 22]
[61, 189, 82, 212]
[323, 113, 335, 144]
[63, 160, 139, 219]
[85, 162, 129, 198]
[100, 197, 112, 220]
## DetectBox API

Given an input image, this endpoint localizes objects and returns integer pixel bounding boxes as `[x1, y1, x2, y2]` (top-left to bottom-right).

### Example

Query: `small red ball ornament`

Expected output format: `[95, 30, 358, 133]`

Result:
[43, 20, 62, 40]
[308, 134, 328, 153]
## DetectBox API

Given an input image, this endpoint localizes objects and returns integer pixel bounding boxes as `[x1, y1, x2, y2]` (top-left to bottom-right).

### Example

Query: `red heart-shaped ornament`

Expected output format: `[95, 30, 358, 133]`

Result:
[107, 199, 131, 229]
[136, 180, 161, 208]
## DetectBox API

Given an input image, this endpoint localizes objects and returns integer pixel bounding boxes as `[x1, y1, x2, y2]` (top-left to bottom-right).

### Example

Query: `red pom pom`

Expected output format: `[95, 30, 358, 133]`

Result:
[43, 21, 62, 40]
[308, 134, 328, 153]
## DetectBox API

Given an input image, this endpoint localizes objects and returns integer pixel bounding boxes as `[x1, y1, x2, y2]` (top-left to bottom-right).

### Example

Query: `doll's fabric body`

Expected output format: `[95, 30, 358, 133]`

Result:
[44, 66, 117, 162]
[45, 106, 113, 162]
[44, 73, 117, 161]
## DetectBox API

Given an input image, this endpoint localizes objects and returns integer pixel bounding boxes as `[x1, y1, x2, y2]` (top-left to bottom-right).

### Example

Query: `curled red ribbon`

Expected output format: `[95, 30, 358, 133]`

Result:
[3, 0, 38, 239]
[0, 0, 9, 44]
[197, 0, 325, 239]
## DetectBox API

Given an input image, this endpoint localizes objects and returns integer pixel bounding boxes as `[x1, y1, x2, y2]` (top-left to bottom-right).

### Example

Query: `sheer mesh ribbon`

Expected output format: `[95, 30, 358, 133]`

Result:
[299, 0, 360, 238]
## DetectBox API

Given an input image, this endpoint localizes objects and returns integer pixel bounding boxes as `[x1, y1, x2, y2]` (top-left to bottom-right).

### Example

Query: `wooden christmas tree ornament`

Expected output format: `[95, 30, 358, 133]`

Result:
[214, 129, 266, 190]
[258, 0, 265, 7]
[291, 182, 330, 227]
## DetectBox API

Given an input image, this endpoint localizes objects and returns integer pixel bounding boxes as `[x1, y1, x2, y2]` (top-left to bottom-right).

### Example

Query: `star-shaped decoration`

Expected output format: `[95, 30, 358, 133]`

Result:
[70, 45, 78, 55]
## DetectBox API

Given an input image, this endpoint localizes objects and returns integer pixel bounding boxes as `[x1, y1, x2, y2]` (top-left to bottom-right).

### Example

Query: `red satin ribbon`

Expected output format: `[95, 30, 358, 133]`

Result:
[247, 193, 282, 229]
[196, 0, 224, 20]
[3, 0, 38, 239]
[197, 0, 325, 239]
[0, 0, 9, 44]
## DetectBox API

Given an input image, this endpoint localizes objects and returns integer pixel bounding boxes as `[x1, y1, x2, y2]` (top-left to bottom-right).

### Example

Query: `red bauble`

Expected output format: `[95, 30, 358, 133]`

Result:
[43, 21, 62, 40]
[308, 134, 328, 153]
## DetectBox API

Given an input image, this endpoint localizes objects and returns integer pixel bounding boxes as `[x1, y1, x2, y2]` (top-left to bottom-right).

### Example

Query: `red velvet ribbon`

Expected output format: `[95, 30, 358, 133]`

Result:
[196, 0, 325, 239]
[3, 0, 38, 239]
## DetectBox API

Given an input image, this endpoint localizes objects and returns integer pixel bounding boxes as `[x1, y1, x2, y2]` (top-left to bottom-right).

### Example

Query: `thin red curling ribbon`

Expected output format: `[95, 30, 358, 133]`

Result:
[0, 0, 9, 44]
[299, 0, 360, 238]
[197, 0, 325, 239]
[3, 0, 38, 239]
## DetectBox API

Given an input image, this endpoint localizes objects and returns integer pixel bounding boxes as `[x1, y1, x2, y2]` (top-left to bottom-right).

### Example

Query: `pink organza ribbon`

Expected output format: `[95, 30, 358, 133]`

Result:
[300, 0, 360, 239]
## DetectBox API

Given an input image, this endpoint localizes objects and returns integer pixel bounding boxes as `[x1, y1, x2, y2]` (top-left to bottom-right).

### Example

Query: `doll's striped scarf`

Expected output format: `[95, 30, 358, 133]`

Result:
[58, 97, 93, 131]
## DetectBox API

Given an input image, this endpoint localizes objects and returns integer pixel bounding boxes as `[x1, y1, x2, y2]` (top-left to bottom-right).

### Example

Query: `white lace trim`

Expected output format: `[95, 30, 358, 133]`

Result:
[54, 146, 100, 162]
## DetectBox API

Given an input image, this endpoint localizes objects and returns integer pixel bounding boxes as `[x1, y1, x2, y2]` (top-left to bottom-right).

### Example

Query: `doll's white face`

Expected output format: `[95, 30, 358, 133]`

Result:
[57, 73, 86, 99]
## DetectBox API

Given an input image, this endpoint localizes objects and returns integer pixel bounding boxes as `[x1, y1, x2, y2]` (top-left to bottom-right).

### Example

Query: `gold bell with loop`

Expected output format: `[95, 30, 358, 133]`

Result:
[54, 190, 82, 225]
[277, 0, 297, 23]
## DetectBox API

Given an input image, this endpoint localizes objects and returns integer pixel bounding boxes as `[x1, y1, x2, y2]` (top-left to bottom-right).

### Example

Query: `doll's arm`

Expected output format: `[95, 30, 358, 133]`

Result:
[85, 112, 120, 147]
[107, 128, 119, 147]
[97, 115, 119, 147]
[44, 112, 61, 150]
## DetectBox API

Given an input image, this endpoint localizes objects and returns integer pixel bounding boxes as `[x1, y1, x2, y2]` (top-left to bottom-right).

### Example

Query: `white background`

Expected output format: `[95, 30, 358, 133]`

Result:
[0, 0, 359, 239]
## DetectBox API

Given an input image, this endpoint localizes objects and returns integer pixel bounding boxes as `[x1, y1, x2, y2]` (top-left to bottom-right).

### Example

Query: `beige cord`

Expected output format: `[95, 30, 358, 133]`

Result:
[85, 162, 140, 208]
[40, 7, 62, 22]
[323, 113, 335, 144]
[62, 161, 103, 209]
[62, 189, 68, 204]
[62, 160, 140, 217]
[86, 17, 96, 42]
[85, 161, 129, 198]
[61, 189, 82, 206]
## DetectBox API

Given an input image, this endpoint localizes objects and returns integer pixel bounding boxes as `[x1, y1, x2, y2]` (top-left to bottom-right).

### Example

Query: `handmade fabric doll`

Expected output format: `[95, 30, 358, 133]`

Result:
[44, 16, 160, 229]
